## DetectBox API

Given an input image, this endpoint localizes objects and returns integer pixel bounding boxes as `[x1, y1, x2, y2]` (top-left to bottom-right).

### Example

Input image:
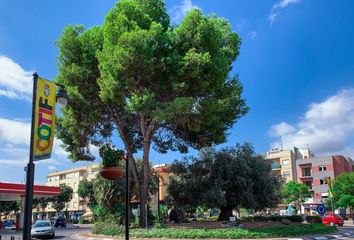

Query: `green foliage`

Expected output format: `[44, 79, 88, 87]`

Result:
[51, 184, 73, 213]
[209, 216, 219, 221]
[56, 0, 248, 226]
[284, 215, 303, 223]
[0, 201, 19, 214]
[92, 220, 124, 236]
[78, 179, 97, 209]
[167, 143, 282, 220]
[99, 144, 125, 167]
[241, 215, 303, 223]
[282, 181, 311, 211]
[332, 172, 354, 209]
[125, 223, 335, 238]
[93, 176, 125, 210]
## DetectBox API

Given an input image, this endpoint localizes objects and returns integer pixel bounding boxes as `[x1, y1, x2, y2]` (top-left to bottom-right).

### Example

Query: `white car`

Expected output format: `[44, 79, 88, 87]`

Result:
[31, 220, 55, 239]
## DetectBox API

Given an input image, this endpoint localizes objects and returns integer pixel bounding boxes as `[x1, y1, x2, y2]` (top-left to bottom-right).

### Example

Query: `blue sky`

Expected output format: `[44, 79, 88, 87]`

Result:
[0, 0, 353, 184]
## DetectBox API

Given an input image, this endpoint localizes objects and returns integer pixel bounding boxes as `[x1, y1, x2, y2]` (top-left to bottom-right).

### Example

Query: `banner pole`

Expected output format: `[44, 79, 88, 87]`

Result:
[22, 72, 38, 240]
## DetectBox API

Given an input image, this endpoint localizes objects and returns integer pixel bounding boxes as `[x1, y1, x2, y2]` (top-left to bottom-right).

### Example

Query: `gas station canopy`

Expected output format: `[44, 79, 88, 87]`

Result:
[0, 182, 60, 201]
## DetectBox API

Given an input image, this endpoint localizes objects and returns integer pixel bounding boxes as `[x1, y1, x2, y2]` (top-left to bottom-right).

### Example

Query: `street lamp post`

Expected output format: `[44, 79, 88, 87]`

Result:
[125, 154, 130, 240]
[22, 73, 68, 240]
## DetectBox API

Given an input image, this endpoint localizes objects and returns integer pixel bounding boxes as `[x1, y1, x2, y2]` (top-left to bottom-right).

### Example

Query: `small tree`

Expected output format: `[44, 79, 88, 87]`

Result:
[0, 201, 19, 216]
[282, 181, 311, 214]
[78, 179, 97, 210]
[332, 172, 354, 212]
[33, 197, 50, 220]
[51, 185, 73, 217]
[167, 143, 281, 220]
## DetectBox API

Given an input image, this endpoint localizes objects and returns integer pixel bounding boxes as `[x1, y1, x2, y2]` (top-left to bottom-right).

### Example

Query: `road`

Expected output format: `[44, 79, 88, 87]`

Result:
[0, 224, 91, 240]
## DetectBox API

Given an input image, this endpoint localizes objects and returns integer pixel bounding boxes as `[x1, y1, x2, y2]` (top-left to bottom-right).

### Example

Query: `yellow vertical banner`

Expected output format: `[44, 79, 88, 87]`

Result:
[33, 77, 56, 161]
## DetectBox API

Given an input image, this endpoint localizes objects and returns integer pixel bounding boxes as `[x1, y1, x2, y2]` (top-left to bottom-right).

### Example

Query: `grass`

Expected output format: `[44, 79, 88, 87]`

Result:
[93, 222, 336, 238]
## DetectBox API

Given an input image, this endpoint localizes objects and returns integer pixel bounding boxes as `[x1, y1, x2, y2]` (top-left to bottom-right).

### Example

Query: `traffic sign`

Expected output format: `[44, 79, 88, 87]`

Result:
[317, 204, 326, 215]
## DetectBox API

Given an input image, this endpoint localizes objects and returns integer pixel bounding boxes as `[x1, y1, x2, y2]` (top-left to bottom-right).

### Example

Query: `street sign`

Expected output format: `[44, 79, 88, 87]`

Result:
[317, 204, 326, 215]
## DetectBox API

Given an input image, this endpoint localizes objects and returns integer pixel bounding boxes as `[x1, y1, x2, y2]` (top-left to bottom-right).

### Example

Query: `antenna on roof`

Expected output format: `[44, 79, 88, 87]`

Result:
[280, 136, 283, 151]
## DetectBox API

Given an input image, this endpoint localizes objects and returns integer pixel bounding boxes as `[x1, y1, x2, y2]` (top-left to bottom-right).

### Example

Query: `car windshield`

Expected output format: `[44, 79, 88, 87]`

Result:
[33, 222, 51, 228]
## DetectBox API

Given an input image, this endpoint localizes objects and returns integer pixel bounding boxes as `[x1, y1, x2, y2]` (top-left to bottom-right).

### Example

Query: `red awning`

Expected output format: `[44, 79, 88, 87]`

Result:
[0, 182, 60, 201]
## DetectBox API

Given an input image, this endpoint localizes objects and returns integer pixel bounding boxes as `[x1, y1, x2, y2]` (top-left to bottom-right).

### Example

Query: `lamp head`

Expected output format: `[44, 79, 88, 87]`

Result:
[56, 87, 69, 108]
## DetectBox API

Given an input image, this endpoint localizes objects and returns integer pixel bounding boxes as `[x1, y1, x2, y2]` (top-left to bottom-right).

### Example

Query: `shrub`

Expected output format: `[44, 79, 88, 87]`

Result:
[284, 215, 303, 223]
[129, 223, 335, 238]
[268, 215, 282, 222]
[78, 217, 84, 224]
[253, 216, 268, 221]
[209, 216, 219, 222]
[241, 216, 254, 222]
[196, 217, 207, 222]
[91, 220, 124, 236]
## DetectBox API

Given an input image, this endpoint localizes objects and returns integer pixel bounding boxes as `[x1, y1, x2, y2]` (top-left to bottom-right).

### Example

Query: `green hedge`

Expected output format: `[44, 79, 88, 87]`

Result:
[91, 221, 124, 236]
[129, 223, 335, 238]
[241, 215, 303, 223]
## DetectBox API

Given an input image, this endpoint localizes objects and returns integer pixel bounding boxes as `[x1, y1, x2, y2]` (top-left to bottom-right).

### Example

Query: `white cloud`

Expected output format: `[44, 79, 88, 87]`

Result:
[272, 0, 302, 10]
[0, 158, 27, 167]
[48, 165, 57, 171]
[268, 88, 354, 156]
[247, 31, 257, 39]
[268, 0, 302, 25]
[169, 0, 199, 24]
[0, 56, 33, 101]
[0, 118, 30, 145]
[268, 122, 296, 137]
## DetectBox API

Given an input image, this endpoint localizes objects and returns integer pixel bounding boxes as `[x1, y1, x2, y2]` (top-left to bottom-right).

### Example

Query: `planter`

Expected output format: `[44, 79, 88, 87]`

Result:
[99, 167, 124, 180]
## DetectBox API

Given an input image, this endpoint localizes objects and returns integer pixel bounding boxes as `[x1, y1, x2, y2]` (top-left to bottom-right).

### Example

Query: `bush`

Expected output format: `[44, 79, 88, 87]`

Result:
[196, 217, 207, 222]
[253, 216, 268, 221]
[91, 220, 124, 236]
[209, 216, 219, 222]
[284, 215, 303, 223]
[129, 223, 335, 238]
[241, 216, 254, 222]
[78, 217, 84, 224]
[268, 215, 282, 222]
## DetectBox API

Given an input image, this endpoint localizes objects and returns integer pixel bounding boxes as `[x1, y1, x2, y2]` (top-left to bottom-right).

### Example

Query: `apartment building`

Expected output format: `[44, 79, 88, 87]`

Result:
[266, 147, 314, 182]
[296, 155, 354, 204]
[45, 164, 101, 219]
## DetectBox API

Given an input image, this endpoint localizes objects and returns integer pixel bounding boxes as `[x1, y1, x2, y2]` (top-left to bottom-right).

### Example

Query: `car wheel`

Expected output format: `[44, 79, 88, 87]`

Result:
[329, 222, 335, 226]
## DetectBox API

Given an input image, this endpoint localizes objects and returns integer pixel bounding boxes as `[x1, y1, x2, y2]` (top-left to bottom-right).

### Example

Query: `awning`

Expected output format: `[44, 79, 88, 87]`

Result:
[0, 182, 60, 201]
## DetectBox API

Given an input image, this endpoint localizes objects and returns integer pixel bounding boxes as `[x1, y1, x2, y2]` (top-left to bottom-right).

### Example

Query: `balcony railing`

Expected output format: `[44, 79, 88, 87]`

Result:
[271, 162, 281, 170]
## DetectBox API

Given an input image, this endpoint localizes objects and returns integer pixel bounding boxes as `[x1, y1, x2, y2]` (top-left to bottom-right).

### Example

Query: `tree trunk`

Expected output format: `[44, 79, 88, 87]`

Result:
[218, 206, 234, 221]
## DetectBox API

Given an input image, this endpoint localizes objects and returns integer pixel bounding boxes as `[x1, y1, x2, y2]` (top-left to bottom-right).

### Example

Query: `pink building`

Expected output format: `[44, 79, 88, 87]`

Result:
[296, 155, 354, 204]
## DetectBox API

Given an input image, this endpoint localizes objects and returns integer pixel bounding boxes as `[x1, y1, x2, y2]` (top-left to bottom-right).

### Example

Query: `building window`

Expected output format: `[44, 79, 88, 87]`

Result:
[320, 179, 324, 185]
[73, 202, 77, 208]
[319, 166, 327, 171]
[302, 167, 311, 177]
[59, 174, 66, 180]
[282, 171, 291, 178]
[303, 180, 312, 189]
[282, 159, 290, 165]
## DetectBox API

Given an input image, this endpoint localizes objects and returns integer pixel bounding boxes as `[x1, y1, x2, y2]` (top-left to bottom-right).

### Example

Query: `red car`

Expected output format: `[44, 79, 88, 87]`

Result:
[322, 213, 344, 226]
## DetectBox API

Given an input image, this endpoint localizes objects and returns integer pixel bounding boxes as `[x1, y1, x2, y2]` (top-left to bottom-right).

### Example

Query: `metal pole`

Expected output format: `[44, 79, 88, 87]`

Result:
[22, 73, 38, 240]
[157, 176, 160, 222]
[125, 154, 129, 240]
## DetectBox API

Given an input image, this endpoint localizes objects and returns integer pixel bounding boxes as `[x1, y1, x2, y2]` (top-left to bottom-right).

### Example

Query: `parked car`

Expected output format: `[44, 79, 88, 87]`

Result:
[338, 212, 348, 220]
[322, 213, 344, 226]
[31, 220, 55, 239]
[54, 217, 66, 228]
[306, 215, 322, 223]
[2, 220, 15, 229]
